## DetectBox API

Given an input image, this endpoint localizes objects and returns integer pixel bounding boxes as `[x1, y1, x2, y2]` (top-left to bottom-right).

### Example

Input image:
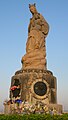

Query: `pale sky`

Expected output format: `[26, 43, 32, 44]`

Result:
[0, 0, 68, 112]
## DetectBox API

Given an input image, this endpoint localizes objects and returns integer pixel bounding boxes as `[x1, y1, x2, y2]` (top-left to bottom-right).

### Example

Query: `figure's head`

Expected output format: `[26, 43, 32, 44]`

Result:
[29, 3, 37, 14]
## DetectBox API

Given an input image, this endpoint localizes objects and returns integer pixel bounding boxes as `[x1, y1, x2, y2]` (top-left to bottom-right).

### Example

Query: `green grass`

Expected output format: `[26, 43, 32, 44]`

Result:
[0, 114, 68, 120]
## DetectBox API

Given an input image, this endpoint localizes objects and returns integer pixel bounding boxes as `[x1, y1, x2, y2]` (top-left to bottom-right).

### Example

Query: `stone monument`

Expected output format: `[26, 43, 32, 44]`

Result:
[4, 3, 62, 114]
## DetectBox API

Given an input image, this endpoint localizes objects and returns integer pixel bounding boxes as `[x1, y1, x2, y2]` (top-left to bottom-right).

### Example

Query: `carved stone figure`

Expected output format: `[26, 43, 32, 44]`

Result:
[21, 3, 49, 70]
[4, 4, 62, 115]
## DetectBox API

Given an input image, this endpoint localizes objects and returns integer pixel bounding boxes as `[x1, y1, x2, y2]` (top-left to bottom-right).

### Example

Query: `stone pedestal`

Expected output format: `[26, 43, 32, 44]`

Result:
[9, 69, 62, 113]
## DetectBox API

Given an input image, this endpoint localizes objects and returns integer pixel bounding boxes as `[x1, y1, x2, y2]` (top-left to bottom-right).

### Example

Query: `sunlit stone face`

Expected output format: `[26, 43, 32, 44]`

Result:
[29, 4, 37, 14]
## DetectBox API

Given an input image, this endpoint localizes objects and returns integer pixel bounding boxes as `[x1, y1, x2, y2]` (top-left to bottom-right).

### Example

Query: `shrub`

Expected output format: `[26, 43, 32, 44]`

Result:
[0, 114, 68, 120]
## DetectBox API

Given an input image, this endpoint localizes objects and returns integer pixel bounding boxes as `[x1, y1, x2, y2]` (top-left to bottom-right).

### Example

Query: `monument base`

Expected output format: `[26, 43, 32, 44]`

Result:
[4, 69, 63, 114]
[5, 69, 62, 113]
[10, 69, 57, 104]
[4, 101, 62, 114]
[48, 104, 63, 114]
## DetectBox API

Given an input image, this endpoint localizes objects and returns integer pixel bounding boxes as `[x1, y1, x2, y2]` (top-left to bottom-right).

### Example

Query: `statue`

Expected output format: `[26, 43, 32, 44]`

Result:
[21, 3, 49, 70]
[4, 4, 62, 115]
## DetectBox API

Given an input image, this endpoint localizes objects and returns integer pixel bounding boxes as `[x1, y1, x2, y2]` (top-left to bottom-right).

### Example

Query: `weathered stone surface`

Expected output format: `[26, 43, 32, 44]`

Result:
[21, 4, 49, 70]
[10, 69, 57, 104]
[4, 4, 63, 114]
[8, 69, 62, 114]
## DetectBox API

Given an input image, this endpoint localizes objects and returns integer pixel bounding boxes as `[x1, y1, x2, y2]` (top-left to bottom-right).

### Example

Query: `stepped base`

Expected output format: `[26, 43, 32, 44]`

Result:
[4, 101, 63, 114]
[4, 69, 63, 114]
